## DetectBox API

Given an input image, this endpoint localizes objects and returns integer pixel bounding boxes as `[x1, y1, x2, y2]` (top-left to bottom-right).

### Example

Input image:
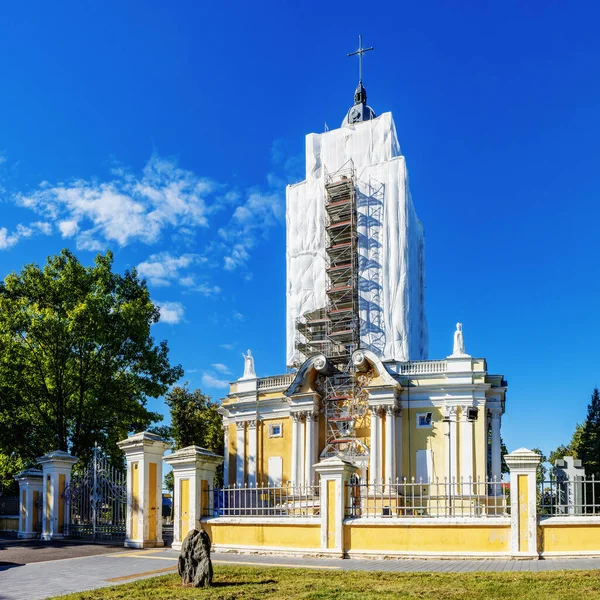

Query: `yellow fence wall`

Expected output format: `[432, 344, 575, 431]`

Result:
[540, 519, 600, 556]
[202, 518, 511, 556]
[345, 522, 510, 556]
[203, 520, 321, 550]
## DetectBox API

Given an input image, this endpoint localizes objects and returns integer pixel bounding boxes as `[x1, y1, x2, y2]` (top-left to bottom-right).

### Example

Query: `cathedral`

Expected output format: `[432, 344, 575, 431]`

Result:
[219, 45, 506, 490]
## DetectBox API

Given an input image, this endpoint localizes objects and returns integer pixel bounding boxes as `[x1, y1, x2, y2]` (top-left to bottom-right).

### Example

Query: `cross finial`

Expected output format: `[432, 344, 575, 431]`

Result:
[347, 34, 374, 84]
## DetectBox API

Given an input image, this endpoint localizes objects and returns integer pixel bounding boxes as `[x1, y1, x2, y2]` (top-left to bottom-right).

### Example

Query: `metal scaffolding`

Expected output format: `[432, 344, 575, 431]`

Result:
[295, 161, 369, 460]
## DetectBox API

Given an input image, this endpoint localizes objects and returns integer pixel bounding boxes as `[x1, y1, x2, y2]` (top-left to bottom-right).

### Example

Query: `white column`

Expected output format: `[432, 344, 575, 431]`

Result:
[445, 406, 458, 488]
[460, 405, 474, 493]
[312, 412, 319, 476]
[117, 432, 170, 549]
[247, 419, 257, 486]
[37, 450, 78, 541]
[490, 408, 502, 486]
[369, 406, 381, 484]
[14, 469, 43, 539]
[305, 411, 315, 487]
[223, 423, 229, 486]
[377, 408, 384, 483]
[291, 413, 300, 486]
[395, 408, 403, 480]
[298, 413, 306, 489]
[235, 421, 245, 486]
[385, 406, 396, 484]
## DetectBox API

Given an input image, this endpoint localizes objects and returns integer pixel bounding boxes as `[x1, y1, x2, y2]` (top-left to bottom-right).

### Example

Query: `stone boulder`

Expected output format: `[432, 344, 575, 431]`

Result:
[178, 529, 213, 588]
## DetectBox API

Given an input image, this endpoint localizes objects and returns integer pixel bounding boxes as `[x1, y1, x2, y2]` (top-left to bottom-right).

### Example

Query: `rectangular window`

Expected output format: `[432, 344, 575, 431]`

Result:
[268, 423, 282, 438]
[268, 456, 283, 486]
[416, 412, 433, 428]
[416, 449, 432, 483]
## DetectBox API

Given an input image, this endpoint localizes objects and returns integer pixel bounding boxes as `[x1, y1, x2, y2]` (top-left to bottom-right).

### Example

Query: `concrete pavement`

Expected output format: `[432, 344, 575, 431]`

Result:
[2, 546, 600, 600]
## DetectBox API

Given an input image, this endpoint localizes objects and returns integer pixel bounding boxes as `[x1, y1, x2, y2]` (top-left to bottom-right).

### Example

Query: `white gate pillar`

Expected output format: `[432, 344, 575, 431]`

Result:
[164, 445, 223, 551]
[505, 448, 541, 559]
[14, 468, 43, 539]
[37, 450, 78, 541]
[118, 431, 169, 549]
[314, 456, 358, 557]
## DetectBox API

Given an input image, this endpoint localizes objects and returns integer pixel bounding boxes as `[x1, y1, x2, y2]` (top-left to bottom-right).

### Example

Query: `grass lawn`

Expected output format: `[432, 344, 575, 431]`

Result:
[50, 565, 600, 600]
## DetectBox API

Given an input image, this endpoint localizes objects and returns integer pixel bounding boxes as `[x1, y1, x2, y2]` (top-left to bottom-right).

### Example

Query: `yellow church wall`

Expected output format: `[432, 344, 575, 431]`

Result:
[540, 521, 600, 555]
[344, 522, 510, 555]
[203, 521, 321, 549]
[401, 407, 446, 481]
[258, 416, 292, 484]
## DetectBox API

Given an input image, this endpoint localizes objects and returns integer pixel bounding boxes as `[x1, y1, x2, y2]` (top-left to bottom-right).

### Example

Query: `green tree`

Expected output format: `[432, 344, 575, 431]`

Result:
[548, 423, 584, 465]
[165, 385, 223, 453]
[163, 385, 224, 487]
[500, 438, 509, 474]
[579, 388, 600, 477]
[0, 249, 183, 482]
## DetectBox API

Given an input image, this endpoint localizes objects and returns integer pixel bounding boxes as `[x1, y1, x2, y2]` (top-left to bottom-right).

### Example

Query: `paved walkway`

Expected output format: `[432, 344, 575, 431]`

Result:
[2, 547, 600, 600]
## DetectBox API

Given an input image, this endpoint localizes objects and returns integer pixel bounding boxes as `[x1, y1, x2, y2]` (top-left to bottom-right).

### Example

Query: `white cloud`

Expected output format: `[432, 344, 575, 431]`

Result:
[233, 311, 244, 321]
[201, 373, 230, 389]
[7, 144, 292, 267]
[58, 220, 79, 238]
[193, 283, 221, 296]
[137, 252, 220, 295]
[16, 155, 216, 250]
[0, 221, 52, 250]
[211, 363, 231, 374]
[219, 190, 283, 270]
[156, 301, 185, 324]
[138, 252, 203, 286]
[220, 343, 234, 350]
[0, 227, 19, 250]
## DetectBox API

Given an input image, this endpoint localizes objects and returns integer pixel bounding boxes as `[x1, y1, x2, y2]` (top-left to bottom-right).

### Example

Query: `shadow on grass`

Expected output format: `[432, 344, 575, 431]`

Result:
[210, 579, 277, 588]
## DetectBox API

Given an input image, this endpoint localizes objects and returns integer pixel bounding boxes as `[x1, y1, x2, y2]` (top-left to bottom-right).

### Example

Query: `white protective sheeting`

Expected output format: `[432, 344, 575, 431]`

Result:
[286, 112, 428, 366]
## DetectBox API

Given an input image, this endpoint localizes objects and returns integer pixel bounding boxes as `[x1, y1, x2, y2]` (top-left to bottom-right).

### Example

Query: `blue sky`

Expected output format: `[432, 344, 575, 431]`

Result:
[1, 1, 599, 458]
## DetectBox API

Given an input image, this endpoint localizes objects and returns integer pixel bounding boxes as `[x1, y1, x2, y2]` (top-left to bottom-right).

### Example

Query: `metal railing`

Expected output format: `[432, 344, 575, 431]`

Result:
[205, 483, 320, 518]
[345, 477, 508, 519]
[539, 475, 600, 516]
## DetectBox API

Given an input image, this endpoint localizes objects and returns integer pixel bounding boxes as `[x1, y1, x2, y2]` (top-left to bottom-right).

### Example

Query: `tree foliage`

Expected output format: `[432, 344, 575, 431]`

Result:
[548, 423, 584, 465]
[165, 385, 223, 453]
[548, 388, 600, 477]
[579, 388, 600, 477]
[163, 385, 224, 489]
[0, 249, 183, 483]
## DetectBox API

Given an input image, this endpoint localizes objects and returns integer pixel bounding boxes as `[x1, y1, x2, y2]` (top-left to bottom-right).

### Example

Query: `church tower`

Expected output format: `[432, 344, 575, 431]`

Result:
[286, 47, 428, 369]
[220, 38, 506, 492]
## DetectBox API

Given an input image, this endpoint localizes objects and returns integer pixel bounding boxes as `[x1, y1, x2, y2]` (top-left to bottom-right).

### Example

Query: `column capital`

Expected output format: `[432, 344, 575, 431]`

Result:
[370, 404, 385, 416]
[459, 404, 474, 421]
[489, 406, 503, 419]
[247, 419, 257, 430]
[235, 420, 246, 431]
[444, 405, 458, 419]
[385, 405, 396, 417]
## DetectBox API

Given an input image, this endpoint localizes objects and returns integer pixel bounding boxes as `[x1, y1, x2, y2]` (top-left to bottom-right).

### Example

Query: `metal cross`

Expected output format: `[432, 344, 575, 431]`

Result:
[347, 34, 374, 83]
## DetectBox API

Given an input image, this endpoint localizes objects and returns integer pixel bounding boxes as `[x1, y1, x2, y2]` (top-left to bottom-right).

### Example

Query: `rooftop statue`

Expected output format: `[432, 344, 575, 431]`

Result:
[452, 323, 466, 356]
[240, 349, 256, 380]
